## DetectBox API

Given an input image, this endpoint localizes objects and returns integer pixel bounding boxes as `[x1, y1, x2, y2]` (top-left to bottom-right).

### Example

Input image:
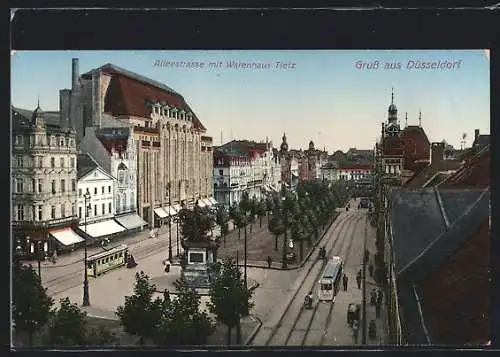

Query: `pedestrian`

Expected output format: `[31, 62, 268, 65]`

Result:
[375, 300, 381, 318]
[356, 271, 362, 289]
[352, 320, 359, 342]
[377, 289, 383, 306]
[364, 250, 369, 264]
[368, 262, 374, 278]
[267, 255, 272, 269]
[370, 289, 377, 305]
[343, 274, 348, 291]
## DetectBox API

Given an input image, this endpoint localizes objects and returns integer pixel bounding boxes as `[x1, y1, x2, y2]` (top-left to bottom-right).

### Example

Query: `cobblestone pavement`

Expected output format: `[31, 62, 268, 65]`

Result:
[360, 214, 389, 346]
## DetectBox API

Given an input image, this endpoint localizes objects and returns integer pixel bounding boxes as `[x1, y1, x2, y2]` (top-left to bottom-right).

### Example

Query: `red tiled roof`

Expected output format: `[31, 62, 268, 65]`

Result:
[400, 126, 431, 170]
[421, 217, 490, 344]
[98, 138, 129, 155]
[440, 146, 490, 188]
[102, 70, 206, 131]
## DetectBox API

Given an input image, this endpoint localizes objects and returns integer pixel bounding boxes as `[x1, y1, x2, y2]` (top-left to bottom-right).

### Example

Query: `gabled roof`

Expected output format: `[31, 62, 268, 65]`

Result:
[391, 187, 489, 345]
[77, 153, 99, 179]
[439, 145, 490, 189]
[84, 63, 206, 131]
[404, 160, 462, 188]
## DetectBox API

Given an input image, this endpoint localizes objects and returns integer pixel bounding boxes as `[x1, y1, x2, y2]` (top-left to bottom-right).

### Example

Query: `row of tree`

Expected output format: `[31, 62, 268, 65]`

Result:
[13, 257, 253, 347]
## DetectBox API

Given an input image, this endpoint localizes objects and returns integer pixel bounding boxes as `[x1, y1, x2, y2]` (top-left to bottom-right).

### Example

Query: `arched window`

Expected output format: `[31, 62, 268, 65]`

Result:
[117, 163, 128, 186]
[122, 193, 127, 211]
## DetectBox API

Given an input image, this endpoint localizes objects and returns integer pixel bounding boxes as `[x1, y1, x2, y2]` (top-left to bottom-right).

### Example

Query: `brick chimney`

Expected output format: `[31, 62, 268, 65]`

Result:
[71, 58, 79, 90]
[475, 129, 480, 141]
[430, 142, 445, 167]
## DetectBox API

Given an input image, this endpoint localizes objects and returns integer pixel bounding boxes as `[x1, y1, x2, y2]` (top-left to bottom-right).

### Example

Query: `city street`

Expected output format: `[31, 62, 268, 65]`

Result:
[251, 199, 379, 346]
[39, 199, 387, 347]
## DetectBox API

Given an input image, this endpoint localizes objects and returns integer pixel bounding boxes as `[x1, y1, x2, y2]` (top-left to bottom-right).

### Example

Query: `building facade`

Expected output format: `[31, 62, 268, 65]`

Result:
[64, 58, 213, 227]
[12, 105, 80, 257]
[213, 140, 276, 209]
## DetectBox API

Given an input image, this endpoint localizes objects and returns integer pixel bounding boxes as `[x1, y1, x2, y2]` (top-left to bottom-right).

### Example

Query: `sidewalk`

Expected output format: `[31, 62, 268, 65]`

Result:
[361, 218, 389, 345]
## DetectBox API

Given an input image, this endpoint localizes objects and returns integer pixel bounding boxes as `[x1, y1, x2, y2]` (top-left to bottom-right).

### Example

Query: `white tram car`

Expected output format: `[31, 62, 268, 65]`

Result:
[86, 244, 129, 277]
[318, 256, 344, 301]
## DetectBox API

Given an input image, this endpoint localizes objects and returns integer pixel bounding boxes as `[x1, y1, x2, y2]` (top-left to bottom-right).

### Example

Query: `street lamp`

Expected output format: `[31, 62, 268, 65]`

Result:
[83, 188, 91, 307]
[168, 182, 173, 262]
[281, 194, 288, 269]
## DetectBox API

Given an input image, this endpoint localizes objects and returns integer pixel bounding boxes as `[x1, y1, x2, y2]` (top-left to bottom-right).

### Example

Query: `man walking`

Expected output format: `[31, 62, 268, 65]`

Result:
[267, 255, 272, 269]
[356, 270, 362, 289]
[368, 262, 374, 278]
[343, 273, 349, 291]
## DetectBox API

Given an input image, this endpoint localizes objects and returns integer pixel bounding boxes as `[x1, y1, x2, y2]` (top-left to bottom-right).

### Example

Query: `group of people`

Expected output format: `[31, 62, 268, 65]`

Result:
[370, 287, 384, 318]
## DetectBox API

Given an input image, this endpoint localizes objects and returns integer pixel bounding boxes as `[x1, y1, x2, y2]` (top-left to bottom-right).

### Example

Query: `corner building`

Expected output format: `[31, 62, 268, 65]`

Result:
[68, 59, 213, 227]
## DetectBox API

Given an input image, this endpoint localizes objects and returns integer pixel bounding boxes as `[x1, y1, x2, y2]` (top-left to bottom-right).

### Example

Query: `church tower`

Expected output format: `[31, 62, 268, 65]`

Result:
[280, 132, 289, 152]
[385, 87, 401, 137]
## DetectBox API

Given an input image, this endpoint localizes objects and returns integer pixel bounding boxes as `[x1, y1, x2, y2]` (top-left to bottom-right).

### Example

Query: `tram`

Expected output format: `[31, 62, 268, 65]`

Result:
[86, 244, 129, 277]
[318, 256, 344, 302]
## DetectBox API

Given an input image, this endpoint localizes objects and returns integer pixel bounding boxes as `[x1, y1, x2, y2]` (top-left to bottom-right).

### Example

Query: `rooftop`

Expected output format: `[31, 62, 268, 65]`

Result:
[77, 153, 99, 179]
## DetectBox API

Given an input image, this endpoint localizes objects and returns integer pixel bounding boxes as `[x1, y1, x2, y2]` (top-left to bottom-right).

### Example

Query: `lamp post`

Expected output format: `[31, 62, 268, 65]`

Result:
[83, 188, 91, 307]
[244, 210, 249, 290]
[176, 215, 180, 257]
[281, 192, 288, 269]
[168, 183, 173, 262]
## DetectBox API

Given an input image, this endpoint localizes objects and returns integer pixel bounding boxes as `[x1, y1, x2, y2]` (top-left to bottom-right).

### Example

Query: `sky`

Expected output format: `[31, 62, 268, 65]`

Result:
[11, 50, 490, 152]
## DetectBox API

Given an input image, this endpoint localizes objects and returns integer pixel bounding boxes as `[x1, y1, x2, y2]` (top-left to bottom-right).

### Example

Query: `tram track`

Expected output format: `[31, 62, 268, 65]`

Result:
[289, 215, 362, 346]
[264, 212, 362, 346]
[45, 235, 177, 296]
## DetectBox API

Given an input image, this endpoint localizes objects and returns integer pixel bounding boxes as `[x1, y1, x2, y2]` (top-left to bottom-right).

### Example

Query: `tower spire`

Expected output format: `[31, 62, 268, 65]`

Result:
[391, 87, 394, 105]
[36, 95, 40, 108]
[419, 110, 422, 126]
[405, 112, 408, 127]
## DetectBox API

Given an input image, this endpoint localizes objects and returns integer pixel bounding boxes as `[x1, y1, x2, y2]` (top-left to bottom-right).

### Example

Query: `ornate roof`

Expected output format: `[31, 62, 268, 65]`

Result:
[83, 63, 206, 131]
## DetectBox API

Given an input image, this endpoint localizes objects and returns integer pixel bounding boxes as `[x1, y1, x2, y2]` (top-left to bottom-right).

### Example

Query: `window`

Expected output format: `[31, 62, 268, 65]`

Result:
[51, 157, 55, 168]
[16, 156, 23, 167]
[16, 204, 24, 221]
[60, 138, 64, 146]
[16, 178, 23, 193]
[37, 157, 43, 168]
[108, 202, 112, 213]
[189, 252, 204, 263]
[60, 157, 65, 167]
[94, 187, 97, 195]
[51, 206, 56, 219]
[102, 186, 105, 194]
[61, 204, 66, 218]
[79, 188, 82, 197]
[51, 180, 56, 194]
[61, 179, 65, 193]
[94, 205, 97, 216]
[70, 157, 75, 167]
[32, 179, 36, 193]
[71, 179, 76, 192]
[219, 169, 223, 176]
[79, 206, 82, 218]
[71, 203, 75, 216]
[102, 203, 105, 215]
[108, 186, 111, 193]
[15, 135, 23, 145]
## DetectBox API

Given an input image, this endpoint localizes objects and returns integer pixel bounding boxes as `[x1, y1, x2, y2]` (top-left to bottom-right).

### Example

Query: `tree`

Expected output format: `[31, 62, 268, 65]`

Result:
[44, 297, 88, 347]
[216, 206, 230, 247]
[154, 278, 215, 345]
[268, 211, 285, 251]
[178, 206, 214, 243]
[256, 200, 267, 228]
[208, 259, 254, 345]
[116, 271, 163, 346]
[12, 259, 54, 347]
[290, 221, 306, 262]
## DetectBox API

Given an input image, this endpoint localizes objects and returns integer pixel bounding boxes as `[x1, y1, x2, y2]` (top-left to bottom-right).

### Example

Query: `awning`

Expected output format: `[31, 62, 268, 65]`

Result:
[79, 219, 126, 238]
[208, 197, 217, 205]
[172, 204, 182, 212]
[165, 205, 177, 216]
[50, 228, 85, 246]
[114, 213, 148, 230]
[202, 198, 212, 206]
[154, 207, 168, 218]
[197, 200, 206, 208]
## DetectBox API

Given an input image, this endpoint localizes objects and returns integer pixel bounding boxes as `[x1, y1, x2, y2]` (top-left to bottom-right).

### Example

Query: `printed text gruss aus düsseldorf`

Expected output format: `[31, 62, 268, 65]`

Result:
[354, 59, 462, 70]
